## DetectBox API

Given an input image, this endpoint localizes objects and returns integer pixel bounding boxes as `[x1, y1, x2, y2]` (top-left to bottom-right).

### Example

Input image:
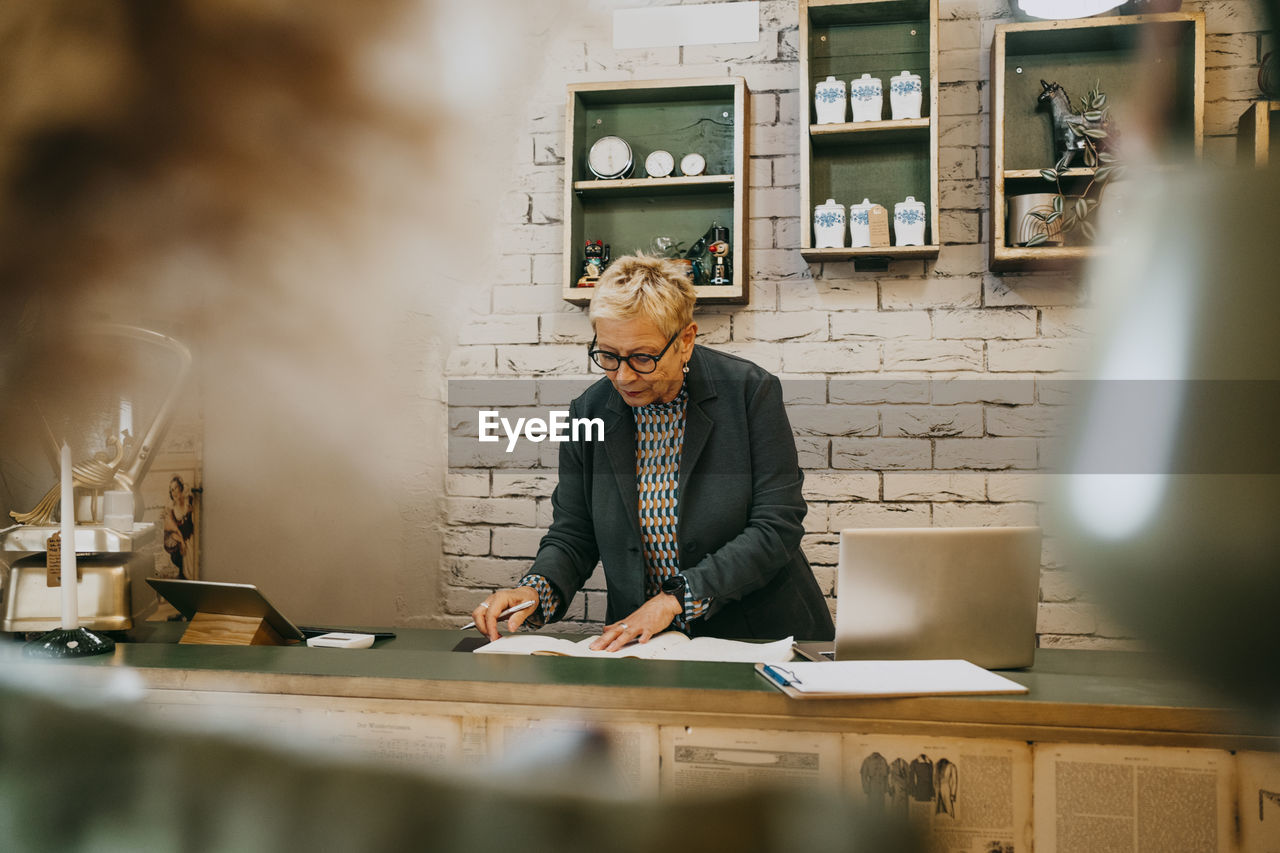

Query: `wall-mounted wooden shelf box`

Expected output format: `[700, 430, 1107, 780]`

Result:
[562, 78, 748, 305]
[799, 0, 939, 270]
[991, 12, 1204, 272]
[1237, 100, 1279, 168]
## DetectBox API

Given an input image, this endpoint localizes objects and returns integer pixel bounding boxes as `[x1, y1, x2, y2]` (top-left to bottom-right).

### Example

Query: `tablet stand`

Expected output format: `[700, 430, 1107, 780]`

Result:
[179, 611, 288, 646]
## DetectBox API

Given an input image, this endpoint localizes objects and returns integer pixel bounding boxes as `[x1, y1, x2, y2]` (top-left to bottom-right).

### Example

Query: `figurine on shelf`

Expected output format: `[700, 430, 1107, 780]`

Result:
[1038, 79, 1115, 170]
[577, 240, 609, 287]
[708, 226, 731, 286]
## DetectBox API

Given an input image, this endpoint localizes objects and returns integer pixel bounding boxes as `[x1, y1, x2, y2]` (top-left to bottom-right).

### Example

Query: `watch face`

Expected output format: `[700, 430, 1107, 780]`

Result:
[679, 152, 706, 177]
[587, 136, 633, 180]
[644, 149, 675, 178]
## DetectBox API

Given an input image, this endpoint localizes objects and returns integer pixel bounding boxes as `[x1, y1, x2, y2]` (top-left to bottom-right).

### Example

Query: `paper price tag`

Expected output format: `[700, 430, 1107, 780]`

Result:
[46, 533, 61, 587]
[868, 205, 890, 247]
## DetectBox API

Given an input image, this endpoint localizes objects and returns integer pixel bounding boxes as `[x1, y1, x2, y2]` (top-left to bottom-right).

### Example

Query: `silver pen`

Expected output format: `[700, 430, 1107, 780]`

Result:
[460, 599, 536, 631]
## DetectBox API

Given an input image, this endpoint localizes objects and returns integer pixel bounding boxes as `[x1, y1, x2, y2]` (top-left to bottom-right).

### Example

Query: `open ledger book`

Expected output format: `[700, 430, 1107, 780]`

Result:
[474, 632, 795, 664]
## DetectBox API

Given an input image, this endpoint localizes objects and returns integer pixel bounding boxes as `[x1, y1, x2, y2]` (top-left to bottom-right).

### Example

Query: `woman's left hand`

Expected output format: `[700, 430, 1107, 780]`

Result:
[590, 593, 683, 652]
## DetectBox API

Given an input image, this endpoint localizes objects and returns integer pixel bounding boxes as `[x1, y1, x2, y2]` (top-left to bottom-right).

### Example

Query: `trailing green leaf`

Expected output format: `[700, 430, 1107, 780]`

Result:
[1026, 232, 1049, 247]
[1075, 197, 1088, 220]
[1094, 165, 1113, 182]
[1040, 168, 1058, 182]
[1082, 127, 1108, 139]
[1084, 110, 1102, 122]
[1053, 194, 1064, 213]
[1045, 211, 1061, 223]
[1081, 220, 1097, 241]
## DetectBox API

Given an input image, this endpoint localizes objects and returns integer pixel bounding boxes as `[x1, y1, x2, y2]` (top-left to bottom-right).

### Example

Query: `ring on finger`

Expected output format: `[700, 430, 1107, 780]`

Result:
[479, 602, 490, 609]
[619, 622, 629, 631]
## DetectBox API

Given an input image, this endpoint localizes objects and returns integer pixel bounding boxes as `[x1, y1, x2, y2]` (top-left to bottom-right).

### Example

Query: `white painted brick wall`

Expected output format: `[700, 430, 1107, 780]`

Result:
[883, 472, 986, 502]
[437, 0, 1271, 649]
[884, 404, 984, 437]
[832, 311, 932, 340]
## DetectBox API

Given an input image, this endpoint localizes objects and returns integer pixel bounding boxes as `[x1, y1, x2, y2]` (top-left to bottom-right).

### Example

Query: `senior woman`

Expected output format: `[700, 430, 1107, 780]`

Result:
[471, 254, 833, 651]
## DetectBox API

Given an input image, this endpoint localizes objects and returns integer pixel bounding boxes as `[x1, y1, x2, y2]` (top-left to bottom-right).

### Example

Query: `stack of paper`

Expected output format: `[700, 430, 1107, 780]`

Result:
[757, 659, 1028, 699]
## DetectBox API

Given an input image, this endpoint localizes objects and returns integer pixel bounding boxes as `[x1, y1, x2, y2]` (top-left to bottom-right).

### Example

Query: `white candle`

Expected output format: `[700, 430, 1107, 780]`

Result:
[60, 442, 79, 630]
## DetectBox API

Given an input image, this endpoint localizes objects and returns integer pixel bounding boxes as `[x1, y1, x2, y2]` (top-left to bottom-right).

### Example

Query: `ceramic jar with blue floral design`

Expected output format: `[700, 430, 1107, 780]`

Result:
[814, 76, 847, 125]
[890, 71, 923, 120]
[814, 198, 846, 248]
[849, 198, 874, 248]
[893, 196, 926, 246]
[849, 73, 883, 122]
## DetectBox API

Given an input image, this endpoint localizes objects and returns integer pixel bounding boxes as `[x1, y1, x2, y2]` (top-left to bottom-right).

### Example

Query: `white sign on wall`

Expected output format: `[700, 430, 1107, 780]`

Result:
[613, 2, 760, 50]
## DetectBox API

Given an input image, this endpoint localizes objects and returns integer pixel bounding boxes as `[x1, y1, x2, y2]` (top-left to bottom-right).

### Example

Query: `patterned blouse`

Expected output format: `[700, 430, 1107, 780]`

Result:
[518, 385, 710, 630]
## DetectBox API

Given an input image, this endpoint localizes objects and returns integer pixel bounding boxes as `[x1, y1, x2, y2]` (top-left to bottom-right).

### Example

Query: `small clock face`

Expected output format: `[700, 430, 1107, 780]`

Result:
[644, 149, 675, 178]
[679, 152, 706, 177]
[587, 136, 633, 180]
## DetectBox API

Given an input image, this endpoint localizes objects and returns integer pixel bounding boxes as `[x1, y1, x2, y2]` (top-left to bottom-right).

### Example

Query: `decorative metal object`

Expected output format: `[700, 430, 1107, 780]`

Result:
[587, 136, 633, 180]
[9, 325, 192, 526]
[644, 149, 674, 178]
[678, 152, 705, 177]
[1260, 51, 1279, 99]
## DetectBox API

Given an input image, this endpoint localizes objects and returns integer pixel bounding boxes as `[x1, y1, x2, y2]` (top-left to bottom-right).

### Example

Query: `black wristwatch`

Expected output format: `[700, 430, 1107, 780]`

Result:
[660, 574, 687, 601]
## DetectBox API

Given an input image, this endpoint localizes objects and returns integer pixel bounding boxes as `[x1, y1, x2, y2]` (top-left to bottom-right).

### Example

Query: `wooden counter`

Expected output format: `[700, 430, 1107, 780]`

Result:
[16, 624, 1275, 752]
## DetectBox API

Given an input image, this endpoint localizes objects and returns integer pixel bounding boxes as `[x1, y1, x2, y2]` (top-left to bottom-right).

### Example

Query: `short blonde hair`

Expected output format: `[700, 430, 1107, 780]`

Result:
[588, 254, 696, 338]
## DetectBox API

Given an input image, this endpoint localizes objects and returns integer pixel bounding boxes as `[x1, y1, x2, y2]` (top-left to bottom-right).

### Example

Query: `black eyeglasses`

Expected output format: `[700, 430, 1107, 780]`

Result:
[588, 329, 682, 374]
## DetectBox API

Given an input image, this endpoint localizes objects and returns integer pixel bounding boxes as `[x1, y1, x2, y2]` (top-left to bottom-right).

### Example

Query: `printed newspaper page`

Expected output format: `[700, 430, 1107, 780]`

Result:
[487, 716, 660, 796]
[1033, 742, 1235, 853]
[1238, 750, 1280, 853]
[143, 690, 466, 770]
[843, 733, 1032, 853]
[659, 726, 843, 794]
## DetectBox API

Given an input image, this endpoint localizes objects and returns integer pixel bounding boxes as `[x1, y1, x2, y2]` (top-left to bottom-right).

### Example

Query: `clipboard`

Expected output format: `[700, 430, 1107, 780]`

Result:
[755, 659, 1029, 700]
[147, 578, 305, 645]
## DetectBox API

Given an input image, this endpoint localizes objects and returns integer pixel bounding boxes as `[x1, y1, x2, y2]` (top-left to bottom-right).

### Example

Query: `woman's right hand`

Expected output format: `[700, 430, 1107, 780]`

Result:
[470, 586, 539, 642]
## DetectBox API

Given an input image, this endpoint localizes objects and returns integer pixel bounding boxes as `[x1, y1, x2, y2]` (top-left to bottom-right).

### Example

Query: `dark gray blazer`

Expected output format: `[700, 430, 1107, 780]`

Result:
[530, 345, 834, 641]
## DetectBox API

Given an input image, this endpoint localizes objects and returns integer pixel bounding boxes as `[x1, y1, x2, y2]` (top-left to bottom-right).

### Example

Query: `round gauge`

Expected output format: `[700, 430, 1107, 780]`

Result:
[644, 149, 675, 178]
[587, 136, 633, 180]
[679, 152, 706, 177]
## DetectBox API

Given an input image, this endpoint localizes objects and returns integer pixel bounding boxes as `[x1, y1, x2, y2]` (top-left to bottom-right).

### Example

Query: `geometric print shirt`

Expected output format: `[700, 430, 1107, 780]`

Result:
[632, 386, 709, 631]
[517, 384, 710, 631]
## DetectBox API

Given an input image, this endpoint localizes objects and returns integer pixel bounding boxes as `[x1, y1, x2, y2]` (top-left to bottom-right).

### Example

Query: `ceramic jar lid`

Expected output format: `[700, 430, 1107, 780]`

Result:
[895, 195, 924, 212]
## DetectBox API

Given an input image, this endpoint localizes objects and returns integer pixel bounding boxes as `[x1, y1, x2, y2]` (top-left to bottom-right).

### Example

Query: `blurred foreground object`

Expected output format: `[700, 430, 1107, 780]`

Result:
[1053, 160, 1280, 722]
[0, 677, 921, 853]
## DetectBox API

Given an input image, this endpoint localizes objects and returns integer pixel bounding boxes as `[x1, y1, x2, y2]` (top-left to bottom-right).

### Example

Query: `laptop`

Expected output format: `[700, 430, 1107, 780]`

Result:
[796, 527, 1042, 670]
[147, 578, 306, 643]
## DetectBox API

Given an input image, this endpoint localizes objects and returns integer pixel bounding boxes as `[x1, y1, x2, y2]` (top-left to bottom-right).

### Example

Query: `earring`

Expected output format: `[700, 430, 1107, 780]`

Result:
[683, 364, 689, 374]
